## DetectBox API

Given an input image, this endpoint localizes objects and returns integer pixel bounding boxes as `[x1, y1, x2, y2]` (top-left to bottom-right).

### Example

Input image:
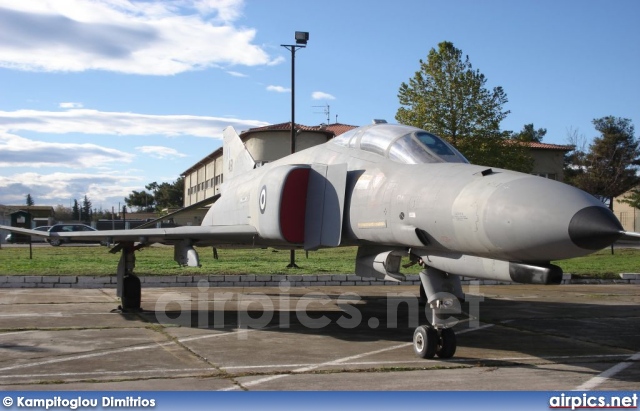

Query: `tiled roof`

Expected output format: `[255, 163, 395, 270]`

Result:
[3, 205, 54, 211]
[322, 123, 357, 136]
[519, 141, 574, 151]
[239, 122, 358, 139]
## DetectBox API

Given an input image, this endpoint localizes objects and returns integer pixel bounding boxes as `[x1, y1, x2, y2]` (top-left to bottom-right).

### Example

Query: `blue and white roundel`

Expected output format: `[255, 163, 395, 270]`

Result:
[259, 186, 267, 214]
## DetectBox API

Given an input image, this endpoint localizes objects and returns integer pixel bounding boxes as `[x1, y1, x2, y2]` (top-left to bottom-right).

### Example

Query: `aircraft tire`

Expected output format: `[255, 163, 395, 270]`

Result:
[436, 328, 457, 359]
[413, 325, 437, 359]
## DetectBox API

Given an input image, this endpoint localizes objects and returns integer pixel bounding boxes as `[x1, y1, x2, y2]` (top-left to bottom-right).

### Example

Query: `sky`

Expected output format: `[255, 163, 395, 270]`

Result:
[0, 0, 638, 211]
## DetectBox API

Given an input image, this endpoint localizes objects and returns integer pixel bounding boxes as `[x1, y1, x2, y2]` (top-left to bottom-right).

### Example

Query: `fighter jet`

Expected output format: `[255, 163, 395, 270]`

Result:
[3, 122, 638, 359]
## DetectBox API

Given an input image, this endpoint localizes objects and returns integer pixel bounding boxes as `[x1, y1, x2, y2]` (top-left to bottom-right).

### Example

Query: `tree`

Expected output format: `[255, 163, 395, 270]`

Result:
[154, 177, 184, 210]
[53, 204, 73, 221]
[563, 127, 586, 184]
[82, 195, 92, 222]
[125, 190, 156, 212]
[72, 200, 80, 221]
[395, 41, 531, 171]
[567, 116, 640, 210]
[25, 194, 34, 206]
[454, 134, 534, 172]
[511, 123, 547, 143]
[124, 178, 184, 213]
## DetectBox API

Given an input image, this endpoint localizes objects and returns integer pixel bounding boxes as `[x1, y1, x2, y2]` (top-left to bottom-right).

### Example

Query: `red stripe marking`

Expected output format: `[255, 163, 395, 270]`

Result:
[279, 168, 310, 243]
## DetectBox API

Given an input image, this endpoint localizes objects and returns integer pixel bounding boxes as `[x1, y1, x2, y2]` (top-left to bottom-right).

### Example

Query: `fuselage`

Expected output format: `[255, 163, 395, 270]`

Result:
[203, 124, 622, 264]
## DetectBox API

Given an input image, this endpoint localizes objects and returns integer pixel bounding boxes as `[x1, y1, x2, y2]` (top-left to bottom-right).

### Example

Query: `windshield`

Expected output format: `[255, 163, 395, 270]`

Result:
[331, 124, 469, 164]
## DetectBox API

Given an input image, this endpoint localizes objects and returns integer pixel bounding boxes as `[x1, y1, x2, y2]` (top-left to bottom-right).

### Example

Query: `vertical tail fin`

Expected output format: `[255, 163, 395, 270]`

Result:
[222, 126, 256, 183]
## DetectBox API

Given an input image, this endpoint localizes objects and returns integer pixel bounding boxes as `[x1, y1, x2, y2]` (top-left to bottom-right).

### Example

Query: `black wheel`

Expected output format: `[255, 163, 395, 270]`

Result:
[413, 325, 438, 359]
[436, 328, 457, 359]
[121, 274, 141, 312]
[49, 238, 62, 247]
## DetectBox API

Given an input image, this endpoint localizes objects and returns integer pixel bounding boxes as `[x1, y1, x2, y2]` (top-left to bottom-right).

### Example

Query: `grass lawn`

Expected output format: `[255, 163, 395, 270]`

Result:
[0, 244, 637, 277]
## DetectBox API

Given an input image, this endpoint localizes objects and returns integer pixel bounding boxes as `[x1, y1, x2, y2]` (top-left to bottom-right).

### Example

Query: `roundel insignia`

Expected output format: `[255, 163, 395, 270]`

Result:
[259, 186, 267, 214]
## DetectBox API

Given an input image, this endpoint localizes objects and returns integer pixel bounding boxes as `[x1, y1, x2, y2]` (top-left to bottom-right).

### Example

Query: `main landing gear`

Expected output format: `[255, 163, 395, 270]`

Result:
[413, 266, 464, 359]
[111, 242, 142, 312]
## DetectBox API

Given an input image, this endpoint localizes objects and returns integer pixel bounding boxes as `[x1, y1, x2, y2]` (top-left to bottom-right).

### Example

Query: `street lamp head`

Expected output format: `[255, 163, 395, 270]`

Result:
[295, 31, 309, 45]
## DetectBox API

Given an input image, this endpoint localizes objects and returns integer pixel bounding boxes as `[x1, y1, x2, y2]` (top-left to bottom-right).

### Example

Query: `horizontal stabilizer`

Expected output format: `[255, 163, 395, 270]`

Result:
[134, 194, 220, 229]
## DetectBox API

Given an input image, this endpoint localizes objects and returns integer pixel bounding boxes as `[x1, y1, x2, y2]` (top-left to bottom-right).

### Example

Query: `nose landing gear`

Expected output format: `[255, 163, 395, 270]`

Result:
[413, 266, 464, 359]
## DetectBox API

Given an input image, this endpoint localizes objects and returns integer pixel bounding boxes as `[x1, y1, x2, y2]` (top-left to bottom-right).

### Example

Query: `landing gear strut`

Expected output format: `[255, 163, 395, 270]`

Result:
[112, 242, 141, 312]
[412, 266, 463, 359]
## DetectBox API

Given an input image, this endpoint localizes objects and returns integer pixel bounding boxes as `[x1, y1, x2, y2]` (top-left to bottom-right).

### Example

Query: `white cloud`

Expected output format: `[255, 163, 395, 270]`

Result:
[59, 102, 84, 108]
[0, 0, 280, 75]
[136, 145, 188, 159]
[312, 91, 336, 100]
[266, 56, 286, 66]
[0, 109, 269, 138]
[266, 85, 290, 93]
[0, 131, 134, 168]
[0, 171, 142, 207]
[227, 70, 247, 77]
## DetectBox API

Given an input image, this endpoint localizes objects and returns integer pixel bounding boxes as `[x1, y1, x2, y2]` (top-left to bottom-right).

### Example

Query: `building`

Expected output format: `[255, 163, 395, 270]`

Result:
[614, 189, 640, 232]
[0, 205, 55, 243]
[524, 141, 574, 182]
[181, 123, 573, 208]
[181, 122, 356, 207]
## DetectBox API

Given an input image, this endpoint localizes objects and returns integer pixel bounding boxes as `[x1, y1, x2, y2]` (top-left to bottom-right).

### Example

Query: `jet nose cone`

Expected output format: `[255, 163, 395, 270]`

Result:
[568, 206, 623, 250]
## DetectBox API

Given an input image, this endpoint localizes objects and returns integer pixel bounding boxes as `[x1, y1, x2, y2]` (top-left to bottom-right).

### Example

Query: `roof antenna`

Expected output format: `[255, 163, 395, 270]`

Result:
[313, 104, 330, 124]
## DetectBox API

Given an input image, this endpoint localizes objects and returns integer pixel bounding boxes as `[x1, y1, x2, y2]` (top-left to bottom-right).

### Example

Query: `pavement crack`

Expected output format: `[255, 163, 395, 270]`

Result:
[147, 325, 248, 391]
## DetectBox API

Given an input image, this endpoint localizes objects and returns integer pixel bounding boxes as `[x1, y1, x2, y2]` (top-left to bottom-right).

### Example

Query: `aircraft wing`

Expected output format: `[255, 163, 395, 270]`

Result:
[0, 224, 258, 245]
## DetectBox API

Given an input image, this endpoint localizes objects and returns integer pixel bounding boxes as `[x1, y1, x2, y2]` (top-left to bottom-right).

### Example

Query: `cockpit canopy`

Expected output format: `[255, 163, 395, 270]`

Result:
[331, 124, 468, 164]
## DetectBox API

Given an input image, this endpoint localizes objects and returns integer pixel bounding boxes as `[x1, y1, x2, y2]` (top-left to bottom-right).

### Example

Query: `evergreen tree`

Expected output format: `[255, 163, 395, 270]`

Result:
[511, 123, 547, 143]
[567, 116, 640, 210]
[125, 190, 156, 212]
[82, 195, 92, 222]
[396, 41, 531, 172]
[72, 199, 80, 221]
[25, 194, 34, 206]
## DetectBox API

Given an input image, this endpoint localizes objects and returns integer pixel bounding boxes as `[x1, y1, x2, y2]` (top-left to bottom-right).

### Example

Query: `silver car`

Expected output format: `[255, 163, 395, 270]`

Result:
[47, 224, 108, 246]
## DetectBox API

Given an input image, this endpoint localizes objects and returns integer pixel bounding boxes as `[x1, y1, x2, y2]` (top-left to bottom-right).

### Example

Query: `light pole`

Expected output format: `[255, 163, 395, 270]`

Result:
[281, 31, 309, 268]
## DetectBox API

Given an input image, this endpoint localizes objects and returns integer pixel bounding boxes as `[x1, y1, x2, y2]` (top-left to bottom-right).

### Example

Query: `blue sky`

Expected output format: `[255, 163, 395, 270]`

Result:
[0, 0, 638, 211]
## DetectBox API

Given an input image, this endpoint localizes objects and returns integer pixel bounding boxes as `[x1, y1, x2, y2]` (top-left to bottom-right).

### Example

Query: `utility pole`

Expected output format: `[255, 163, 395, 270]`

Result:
[281, 31, 309, 268]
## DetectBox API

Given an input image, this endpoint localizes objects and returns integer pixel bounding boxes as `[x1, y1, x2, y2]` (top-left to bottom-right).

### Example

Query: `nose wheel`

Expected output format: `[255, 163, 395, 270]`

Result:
[413, 325, 457, 359]
[412, 266, 463, 359]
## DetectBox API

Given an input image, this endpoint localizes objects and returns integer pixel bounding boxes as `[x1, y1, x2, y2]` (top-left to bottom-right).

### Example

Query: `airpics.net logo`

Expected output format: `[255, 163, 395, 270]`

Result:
[152, 279, 485, 334]
[549, 393, 638, 410]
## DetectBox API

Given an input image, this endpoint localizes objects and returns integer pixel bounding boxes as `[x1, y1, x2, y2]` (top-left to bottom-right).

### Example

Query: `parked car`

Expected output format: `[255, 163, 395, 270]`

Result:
[4, 226, 51, 243]
[46, 224, 108, 246]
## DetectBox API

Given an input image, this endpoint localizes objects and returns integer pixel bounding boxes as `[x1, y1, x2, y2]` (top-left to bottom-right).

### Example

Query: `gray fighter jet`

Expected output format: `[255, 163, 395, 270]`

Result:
[3, 123, 638, 359]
